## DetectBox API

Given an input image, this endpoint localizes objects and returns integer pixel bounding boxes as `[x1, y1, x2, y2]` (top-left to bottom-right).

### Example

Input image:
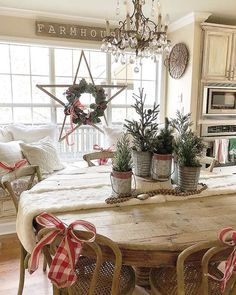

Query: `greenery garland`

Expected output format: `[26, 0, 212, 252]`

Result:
[64, 78, 107, 125]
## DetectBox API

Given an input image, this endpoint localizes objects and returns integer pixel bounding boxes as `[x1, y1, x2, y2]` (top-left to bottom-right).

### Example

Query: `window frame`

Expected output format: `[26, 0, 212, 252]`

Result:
[0, 38, 163, 126]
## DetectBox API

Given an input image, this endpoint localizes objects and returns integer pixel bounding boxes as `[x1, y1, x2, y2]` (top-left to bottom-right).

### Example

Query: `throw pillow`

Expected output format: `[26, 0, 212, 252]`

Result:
[0, 126, 14, 142]
[103, 126, 124, 148]
[20, 137, 64, 174]
[0, 141, 25, 176]
[7, 124, 58, 143]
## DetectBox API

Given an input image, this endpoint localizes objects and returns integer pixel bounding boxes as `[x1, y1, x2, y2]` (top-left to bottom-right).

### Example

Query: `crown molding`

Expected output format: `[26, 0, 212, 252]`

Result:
[169, 12, 212, 33]
[0, 7, 213, 35]
[0, 7, 118, 26]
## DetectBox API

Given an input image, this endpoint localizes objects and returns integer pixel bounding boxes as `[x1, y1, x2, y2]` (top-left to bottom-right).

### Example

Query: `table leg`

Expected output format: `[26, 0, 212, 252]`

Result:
[134, 267, 151, 289]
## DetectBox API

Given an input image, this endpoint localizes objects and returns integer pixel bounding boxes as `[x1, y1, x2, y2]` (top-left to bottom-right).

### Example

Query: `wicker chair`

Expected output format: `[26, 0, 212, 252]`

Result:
[83, 151, 115, 167]
[149, 240, 236, 295]
[197, 156, 217, 172]
[0, 165, 43, 295]
[39, 228, 135, 295]
[0, 165, 42, 211]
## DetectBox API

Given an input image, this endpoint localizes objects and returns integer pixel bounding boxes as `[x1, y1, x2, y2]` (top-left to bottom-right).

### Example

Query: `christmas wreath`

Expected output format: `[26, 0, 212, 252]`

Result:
[64, 78, 107, 125]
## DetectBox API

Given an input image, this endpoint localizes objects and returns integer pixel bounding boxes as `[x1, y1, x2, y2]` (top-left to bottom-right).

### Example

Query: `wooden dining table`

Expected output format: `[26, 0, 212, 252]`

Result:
[16, 164, 236, 287]
[55, 192, 236, 267]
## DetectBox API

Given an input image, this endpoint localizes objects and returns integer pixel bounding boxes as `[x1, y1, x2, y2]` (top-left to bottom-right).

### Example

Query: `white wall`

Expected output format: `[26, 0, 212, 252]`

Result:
[166, 21, 203, 131]
[0, 14, 99, 49]
[166, 23, 194, 118]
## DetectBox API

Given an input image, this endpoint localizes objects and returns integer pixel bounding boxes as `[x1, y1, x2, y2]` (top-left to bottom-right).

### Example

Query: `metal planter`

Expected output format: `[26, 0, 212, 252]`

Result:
[111, 170, 132, 196]
[132, 150, 152, 177]
[151, 153, 173, 181]
[178, 165, 201, 192]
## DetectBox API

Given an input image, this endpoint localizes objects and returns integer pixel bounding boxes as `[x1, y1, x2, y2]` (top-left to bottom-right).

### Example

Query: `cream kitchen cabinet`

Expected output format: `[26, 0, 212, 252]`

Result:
[230, 34, 236, 81]
[202, 24, 236, 82]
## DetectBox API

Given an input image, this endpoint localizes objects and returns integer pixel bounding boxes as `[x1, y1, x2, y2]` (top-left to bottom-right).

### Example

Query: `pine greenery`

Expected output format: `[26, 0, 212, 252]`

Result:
[170, 111, 192, 136]
[112, 133, 132, 172]
[153, 117, 174, 154]
[124, 89, 159, 152]
[170, 111, 205, 167]
[174, 131, 205, 167]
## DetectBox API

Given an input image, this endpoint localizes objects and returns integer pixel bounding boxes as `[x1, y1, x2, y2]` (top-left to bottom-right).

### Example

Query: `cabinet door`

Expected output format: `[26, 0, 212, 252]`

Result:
[202, 30, 232, 81]
[230, 34, 236, 82]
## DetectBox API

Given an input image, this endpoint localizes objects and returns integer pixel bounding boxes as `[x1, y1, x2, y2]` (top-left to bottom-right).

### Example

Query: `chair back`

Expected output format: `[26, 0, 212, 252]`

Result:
[83, 151, 115, 167]
[197, 156, 217, 172]
[177, 240, 236, 295]
[38, 229, 122, 295]
[0, 165, 42, 211]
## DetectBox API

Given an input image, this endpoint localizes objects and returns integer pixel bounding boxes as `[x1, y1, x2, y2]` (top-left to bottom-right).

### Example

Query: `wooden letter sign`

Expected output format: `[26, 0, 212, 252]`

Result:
[35, 21, 107, 42]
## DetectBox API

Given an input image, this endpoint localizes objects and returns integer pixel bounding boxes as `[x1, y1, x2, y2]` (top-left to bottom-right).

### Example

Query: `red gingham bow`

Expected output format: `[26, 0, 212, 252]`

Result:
[208, 227, 236, 293]
[0, 159, 27, 172]
[93, 144, 114, 165]
[28, 212, 96, 289]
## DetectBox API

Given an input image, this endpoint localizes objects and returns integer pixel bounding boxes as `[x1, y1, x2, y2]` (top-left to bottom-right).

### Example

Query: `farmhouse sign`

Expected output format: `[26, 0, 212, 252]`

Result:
[35, 21, 108, 42]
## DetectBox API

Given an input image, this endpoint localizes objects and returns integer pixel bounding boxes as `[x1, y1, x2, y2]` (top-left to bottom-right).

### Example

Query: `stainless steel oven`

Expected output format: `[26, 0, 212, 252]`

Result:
[201, 123, 236, 137]
[203, 85, 236, 115]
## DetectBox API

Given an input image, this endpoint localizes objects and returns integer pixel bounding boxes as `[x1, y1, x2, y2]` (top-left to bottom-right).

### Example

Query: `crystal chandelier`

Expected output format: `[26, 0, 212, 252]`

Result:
[101, 0, 171, 69]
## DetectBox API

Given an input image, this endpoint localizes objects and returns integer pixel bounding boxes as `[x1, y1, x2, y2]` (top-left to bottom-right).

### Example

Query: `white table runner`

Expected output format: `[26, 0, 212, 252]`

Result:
[16, 164, 236, 253]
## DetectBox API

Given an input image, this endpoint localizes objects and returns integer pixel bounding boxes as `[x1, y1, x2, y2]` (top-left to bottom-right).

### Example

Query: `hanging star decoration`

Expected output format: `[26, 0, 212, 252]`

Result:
[37, 50, 126, 143]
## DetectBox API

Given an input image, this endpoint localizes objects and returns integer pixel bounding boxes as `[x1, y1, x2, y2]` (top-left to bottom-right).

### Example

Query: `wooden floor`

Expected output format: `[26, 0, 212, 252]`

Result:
[0, 234, 53, 295]
[0, 234, 148, 295]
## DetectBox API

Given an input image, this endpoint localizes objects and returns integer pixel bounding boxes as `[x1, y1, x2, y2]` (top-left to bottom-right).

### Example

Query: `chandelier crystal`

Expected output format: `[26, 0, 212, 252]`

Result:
[101, 0, 171, 68]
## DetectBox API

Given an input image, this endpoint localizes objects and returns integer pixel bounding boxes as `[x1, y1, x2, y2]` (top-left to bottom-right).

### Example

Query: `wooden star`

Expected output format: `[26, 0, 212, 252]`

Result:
[37, 50, 126, 142]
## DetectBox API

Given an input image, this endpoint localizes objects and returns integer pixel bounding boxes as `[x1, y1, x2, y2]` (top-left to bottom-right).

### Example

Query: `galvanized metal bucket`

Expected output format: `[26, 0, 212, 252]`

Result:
[151, 153, 173, 181]
[110, 170, 133, 197]
[171, 160, 178, 184]
[132, 150, 152, 177]
[178, 165, 201, 192]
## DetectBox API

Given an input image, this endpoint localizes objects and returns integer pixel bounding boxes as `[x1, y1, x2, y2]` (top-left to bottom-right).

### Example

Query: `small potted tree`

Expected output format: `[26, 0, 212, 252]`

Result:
[171, 111, 205, 191]
[170, 111, 193, 184]
[111, 133, 133, 196]
[124, 89, 159, 177]
[152, 117, 174, 181]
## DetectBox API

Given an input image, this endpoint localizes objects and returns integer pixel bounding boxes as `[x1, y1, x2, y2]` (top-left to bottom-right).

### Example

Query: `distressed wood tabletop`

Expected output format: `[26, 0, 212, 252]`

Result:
[56, 193, 236, 267]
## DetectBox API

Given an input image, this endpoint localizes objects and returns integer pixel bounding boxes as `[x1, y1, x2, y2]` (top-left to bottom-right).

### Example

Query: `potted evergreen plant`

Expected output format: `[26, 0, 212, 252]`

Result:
[111, 133, 133, 196]
[171, 111, 205, 191]
[152, 117, 174, 181]
[124, 89, 159, 177]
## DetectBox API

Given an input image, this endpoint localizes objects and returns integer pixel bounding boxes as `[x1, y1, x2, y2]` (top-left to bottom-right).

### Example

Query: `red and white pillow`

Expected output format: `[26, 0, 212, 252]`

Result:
[0, 140, 24, 177]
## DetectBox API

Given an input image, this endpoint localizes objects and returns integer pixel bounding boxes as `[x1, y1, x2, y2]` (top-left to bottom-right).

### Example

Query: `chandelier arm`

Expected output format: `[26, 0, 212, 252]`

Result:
[101, 0, 171, 63]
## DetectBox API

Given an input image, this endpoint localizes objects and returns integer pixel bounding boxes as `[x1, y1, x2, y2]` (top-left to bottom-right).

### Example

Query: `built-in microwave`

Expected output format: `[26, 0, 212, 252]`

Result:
[203, 84, 236, 115]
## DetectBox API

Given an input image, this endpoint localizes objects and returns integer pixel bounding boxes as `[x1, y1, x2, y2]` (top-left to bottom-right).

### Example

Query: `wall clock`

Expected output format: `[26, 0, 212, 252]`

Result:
[167, 43, 189, 79]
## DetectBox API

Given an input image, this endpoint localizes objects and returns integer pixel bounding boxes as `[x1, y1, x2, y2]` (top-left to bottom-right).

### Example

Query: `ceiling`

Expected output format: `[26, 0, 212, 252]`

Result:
[0, 0, 236, 25]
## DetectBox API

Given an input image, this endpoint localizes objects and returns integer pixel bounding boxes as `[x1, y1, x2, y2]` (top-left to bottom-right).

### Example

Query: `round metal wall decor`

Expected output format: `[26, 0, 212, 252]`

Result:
[168, 43, 189, 79]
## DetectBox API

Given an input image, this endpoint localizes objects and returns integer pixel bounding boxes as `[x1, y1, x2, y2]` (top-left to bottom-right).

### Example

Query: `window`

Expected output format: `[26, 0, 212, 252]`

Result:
[0, 42, 162, 158]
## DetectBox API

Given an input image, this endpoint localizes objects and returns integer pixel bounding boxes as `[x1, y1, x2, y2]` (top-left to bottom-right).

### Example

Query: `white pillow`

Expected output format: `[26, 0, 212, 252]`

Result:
[0, 141, 24, 176]
[103, 126, 124, 147]
[20, 137, 64, 174]
[0, 126, 14, 142]
[7, 124, 58, 143]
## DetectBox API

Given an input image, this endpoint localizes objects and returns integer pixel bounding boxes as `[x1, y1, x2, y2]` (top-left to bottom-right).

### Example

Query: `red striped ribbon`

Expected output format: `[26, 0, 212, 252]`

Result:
[28, 212, 96, 289]
[65, 99, 85, 146]
[0, 159, 27, 172]
[208, 227, 236, 292]
[93, 144, 114, 165]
